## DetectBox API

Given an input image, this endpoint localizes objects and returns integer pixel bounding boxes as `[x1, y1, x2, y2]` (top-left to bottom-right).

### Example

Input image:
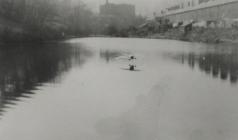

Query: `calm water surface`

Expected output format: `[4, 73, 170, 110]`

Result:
[0, 38, 238, 140]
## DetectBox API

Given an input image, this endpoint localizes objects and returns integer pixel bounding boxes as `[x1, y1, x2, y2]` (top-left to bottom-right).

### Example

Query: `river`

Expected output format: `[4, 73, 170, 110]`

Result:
[0, 38, 238, 140]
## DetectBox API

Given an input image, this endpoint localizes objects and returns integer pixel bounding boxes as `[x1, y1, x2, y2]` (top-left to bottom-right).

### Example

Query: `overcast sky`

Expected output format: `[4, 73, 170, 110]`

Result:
[80, 0, 178, 16]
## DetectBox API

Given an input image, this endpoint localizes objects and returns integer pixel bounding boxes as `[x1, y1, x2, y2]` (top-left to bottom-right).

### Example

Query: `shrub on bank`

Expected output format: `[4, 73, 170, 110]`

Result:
[185, 27, 220, 43]
[0, 27, 25, 42]
[151, 27, 238, 44]
[0, 25, 64, 43]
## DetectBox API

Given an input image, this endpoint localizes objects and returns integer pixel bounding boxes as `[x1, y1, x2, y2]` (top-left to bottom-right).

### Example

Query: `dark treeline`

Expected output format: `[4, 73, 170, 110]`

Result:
[0, 0, 95, 42]
[0, 0, 147, 42]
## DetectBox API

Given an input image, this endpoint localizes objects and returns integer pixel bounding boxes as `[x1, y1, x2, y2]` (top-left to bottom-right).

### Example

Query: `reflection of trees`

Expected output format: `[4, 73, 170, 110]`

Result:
[100, 50, 123, 63]
[0, 43, 92, 117]
[176, 52, 238, 84]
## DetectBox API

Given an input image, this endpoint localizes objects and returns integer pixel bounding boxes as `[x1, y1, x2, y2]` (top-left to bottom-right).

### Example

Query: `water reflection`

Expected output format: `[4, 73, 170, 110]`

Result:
[175, 52, 238, 84]
[100, 50, 125, 63]
[0, 43, 92, 117]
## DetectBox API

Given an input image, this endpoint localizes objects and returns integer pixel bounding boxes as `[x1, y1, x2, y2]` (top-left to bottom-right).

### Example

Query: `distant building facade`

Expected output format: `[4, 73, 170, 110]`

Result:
[100, 0, 135, 18]
[99, 0, 136, 29]
[161, 0, 238, 26]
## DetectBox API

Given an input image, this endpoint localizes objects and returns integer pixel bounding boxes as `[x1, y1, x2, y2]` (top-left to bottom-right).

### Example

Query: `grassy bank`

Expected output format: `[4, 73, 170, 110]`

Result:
[147, 27, 238, 44]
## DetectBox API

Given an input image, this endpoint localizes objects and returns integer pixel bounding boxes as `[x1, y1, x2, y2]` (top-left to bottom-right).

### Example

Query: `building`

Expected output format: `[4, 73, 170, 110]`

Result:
[99, 0, 136, 29]
[162, 0, 238, 24]
[100, 0, 135, 18]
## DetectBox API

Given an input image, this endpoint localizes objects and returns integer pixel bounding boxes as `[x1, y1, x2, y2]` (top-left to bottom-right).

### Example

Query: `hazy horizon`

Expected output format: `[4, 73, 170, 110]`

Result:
[80, 0, 176, 16]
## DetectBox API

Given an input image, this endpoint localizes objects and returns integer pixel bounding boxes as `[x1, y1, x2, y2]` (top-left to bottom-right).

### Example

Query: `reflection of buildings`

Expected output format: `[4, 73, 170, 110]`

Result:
[99, 0, 136, 29]
[176, 52, 238, 84]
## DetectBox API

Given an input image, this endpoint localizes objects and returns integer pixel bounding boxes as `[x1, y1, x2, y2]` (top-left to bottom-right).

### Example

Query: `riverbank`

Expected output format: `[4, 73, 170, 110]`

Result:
[0, 25, 65, 43]
[142, 27, 238, 44]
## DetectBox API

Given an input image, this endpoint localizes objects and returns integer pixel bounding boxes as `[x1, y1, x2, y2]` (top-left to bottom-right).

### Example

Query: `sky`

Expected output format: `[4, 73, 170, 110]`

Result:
[79, 0, 178, 16]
